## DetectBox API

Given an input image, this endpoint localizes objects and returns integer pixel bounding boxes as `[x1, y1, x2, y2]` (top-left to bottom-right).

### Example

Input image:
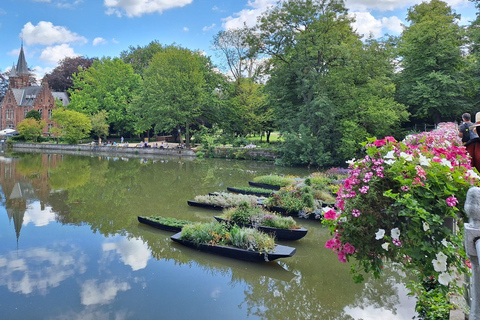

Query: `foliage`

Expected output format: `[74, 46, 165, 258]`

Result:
[322, 123, 476, 315]
[16, 118, 46, 142]
[130, 45, 221, 148]
[180, 222, 275, 253]
[144, 216, 193, 228]
[68, 57, 142, 134]
[25, 110, 42, 121]
[230, 186, 274, 196]
[120, 40, 166, 76]
[411, 280, 454, 320]
[252, 175, 295, 187]
[396, 0, 468, 124]
[44, 56, 95, 92]
[193, 192, 260, 207]
[90, 110, 109, 140]
[51, 107, 92, 144]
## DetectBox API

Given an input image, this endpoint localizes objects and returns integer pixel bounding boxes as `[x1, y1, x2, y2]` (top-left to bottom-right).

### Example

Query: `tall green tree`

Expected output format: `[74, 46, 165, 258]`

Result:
[17, 118, 46, 142]
[120, 40, 166, 76]
[90, 110, 109, 141]
[68, 57, 142, 135]
[254, 0, 407, 166]
[396, 0, 467, 124]
[130, 46, 217, 148]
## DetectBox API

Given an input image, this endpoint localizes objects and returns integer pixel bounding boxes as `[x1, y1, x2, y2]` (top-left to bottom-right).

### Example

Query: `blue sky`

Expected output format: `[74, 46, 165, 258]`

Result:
[0, 0, 477, 81]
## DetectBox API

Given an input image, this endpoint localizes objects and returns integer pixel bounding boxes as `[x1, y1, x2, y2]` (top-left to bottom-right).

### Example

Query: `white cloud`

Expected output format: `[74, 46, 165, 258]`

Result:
[93, 37, 107, 46]
[80, 279, 130, 306]
[102, 237, 151, 271]
[202, 23, 216, 31]
[104, 0, 193, 18]
[39, 44, 80, 65]
[350, 12, 403, 38]
[23, 201, 56, 227]
[222, 0, 276, 30]
[21, 21, 87, 46]
[183, 27, 189, 32]
[112, 38, 119, 44]
[345, 0, 470, 12]
[33, 0, 51, 2]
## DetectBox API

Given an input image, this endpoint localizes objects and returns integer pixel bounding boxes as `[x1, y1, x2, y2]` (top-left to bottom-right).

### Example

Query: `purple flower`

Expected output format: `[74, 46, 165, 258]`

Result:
[352, 209, 361, 217]
[401, 185, 410, 192]
[392, 238, 402, 247]
[359, 186, 369, 194]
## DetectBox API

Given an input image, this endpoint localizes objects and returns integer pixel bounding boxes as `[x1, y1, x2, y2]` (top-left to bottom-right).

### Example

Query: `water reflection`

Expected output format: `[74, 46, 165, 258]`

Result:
[0, 245, 87, 295]
[0, 152, 416, 319]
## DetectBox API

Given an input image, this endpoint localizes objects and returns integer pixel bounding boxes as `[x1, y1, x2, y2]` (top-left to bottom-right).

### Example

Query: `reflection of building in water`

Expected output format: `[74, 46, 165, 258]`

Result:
[0, 154, 62, 243]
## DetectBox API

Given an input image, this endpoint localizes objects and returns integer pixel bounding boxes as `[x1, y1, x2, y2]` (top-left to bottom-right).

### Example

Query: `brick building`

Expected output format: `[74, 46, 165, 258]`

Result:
[0, 45, 69, 133]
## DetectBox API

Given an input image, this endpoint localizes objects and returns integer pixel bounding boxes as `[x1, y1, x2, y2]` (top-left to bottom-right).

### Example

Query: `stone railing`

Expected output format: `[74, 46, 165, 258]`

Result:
[464, 187, 480, 320]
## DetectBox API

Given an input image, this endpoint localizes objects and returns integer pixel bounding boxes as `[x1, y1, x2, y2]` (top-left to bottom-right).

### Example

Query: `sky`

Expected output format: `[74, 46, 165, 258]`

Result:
[0, 0, 477, 81]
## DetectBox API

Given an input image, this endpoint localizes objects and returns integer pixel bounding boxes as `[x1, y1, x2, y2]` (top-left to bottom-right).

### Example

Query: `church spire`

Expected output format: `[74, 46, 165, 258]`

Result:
[16, 44, 29, 75]
[9, 63, 17, 77]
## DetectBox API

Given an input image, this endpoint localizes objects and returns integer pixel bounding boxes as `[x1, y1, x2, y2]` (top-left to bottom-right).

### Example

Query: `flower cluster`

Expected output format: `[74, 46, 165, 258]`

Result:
[323, 122, 478, 288]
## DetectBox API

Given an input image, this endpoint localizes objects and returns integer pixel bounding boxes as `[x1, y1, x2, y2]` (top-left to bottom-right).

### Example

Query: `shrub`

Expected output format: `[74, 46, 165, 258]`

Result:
[253, 175, 296, 187]
[194, 193, 260, 207]
[229, 225, 275, 253]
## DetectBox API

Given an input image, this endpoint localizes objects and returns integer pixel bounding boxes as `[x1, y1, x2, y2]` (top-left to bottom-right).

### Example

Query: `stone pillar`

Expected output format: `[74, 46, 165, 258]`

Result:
[464, 187, 480, 320]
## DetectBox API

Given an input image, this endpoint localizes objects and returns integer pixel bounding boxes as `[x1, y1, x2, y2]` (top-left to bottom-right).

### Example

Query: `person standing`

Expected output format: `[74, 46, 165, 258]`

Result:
[458, 112, 480, 172]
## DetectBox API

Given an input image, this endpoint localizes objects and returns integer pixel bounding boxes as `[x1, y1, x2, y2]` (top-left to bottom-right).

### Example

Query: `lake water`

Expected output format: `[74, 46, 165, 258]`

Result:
[0, 151, 417, 319]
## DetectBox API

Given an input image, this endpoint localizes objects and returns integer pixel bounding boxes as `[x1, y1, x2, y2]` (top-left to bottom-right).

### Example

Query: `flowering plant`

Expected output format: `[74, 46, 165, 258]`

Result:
[323, 123, 479, 290]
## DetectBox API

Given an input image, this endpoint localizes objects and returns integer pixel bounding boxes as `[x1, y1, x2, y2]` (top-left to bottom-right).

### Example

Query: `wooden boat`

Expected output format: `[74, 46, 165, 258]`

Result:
[137, 216, 190, 232]
[214, 216, 307, 241]
[187, 200, 225, 210]
[248, 181, 281, 190]
[227, 186, 273, 197]
[170, 232, 296, 262]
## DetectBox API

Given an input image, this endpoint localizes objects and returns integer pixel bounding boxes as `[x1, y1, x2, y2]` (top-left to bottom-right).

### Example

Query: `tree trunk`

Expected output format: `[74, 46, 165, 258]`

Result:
[185, 120, 191, 149]
[266, 131, 271, 143]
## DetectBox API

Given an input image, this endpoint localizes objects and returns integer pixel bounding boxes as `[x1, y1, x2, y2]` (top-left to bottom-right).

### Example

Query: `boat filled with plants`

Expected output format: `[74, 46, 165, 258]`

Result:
[171, 222, 296, 262]
[188, 192, 263, 210]
[226, 186, 274, 197]
[215, 202, 307, 241]
[138, 216, 193, 232]
[248, 175, 297, 190]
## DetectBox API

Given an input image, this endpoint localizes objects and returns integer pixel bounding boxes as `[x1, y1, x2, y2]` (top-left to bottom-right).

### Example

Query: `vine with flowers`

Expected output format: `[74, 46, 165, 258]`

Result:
[322, 123, 479, 317]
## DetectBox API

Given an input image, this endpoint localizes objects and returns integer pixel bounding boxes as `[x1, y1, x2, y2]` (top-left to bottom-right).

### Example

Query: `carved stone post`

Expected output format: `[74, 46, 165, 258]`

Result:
[464, 187, 480, 320]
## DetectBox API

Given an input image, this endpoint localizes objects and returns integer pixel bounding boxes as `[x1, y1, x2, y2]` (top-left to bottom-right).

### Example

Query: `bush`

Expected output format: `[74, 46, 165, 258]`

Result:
[253, 175, 295, 187]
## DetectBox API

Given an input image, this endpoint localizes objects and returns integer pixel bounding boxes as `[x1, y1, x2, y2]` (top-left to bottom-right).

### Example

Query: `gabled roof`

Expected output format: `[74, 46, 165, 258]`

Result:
[51, 92, 70, 106]
[9, 63, 17, 77]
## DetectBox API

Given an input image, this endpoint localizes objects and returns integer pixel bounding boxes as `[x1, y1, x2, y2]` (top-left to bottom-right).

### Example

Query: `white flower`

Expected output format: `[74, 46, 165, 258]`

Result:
[381, 243, 390, 251]
[422, 221, 429, 231]
[438, 272, 452, 286]
[375, 229, 385, 240]
[436, 252, 448, 263]
[432, 258, 447, 272]
[346, 158, 356, 166]
[339, 217, 347, 223]
[400, 152, 413, 161]
[441, 239, 449, 247]
[384, 150, 395, 159]
[467, 169, 480, 180]
[440, 158, 452, 168]
[419, 155, 431, 166]
[384, 159, 396, 165]
[322, 206, 333, 213]
[391, 228, 400, 240]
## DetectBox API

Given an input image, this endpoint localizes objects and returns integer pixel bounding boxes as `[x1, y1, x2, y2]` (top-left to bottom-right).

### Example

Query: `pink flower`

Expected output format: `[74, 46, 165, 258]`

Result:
[324, 209, 338, 220]
[343, 243, 355, 254]
[373, 139, 386, 147]
[325, 238, 340, 249]
[337, 251, 347, 263]
[385, 136, 396, 143]
[446, 196, 458, 207]
[392, 238, 402, 247]
[352, 209, 361, 217]
[401, 185, 410, 192]
[359, 186, 369, 194]
[416, 166, 426, 179]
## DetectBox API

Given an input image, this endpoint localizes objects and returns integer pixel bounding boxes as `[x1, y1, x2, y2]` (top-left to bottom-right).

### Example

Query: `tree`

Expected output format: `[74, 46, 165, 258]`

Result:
[68, 57, 142, 135]
[90, 110, 109, 141]
[396, 0, 467, 124]
[25, 110, 42, 121]
[131, 46, 216, 148]
[43, 56, 95, 93]
[51, 107, 92, 144]
[120, 40, 166, 76]
[17, 118, 46, 142]
[253, 0, 408, 166]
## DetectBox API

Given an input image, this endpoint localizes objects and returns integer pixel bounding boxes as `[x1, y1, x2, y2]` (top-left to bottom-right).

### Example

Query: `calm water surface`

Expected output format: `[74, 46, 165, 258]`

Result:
[0, 152, 416, 320]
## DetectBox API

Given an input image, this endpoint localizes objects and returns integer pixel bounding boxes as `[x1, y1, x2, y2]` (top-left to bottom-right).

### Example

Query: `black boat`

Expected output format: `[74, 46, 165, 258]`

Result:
[170, 232, 296, 262]
[265, 205, 322, 220]
[137, 216, 189, 232]
[248, 181, 282, 190]
[214, 216, 307, 241]
[187, 200, 225, 210]
[227, 187, 273, 197]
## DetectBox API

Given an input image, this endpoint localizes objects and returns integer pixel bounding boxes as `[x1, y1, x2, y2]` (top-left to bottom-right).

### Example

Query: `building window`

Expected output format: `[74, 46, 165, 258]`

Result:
[7, 124, 14, 129]
[38, 109, 43, 116]
[24, 108, 29, 117]
[48, 123, 53, 132]
[48, 109, 52, 119]
[6, 109, 13, 120]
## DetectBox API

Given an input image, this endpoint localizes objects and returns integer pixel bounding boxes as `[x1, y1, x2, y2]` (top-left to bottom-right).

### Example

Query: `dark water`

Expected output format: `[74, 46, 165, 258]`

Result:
[0, 152, 416, 320]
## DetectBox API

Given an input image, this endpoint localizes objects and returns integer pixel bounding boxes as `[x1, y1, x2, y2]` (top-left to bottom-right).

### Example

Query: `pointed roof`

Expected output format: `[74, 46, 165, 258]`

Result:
[9, 63, 17, 77]
[16, 45, 29, 75]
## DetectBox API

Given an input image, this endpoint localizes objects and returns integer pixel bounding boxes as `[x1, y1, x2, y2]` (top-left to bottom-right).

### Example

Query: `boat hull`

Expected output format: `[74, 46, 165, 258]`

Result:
[170, 232, 296, 262]
[137, 216, 183, 232]
[227, 187, 273, 197]
[187, 200, 225, 210]
[248, 181, 281, 190]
